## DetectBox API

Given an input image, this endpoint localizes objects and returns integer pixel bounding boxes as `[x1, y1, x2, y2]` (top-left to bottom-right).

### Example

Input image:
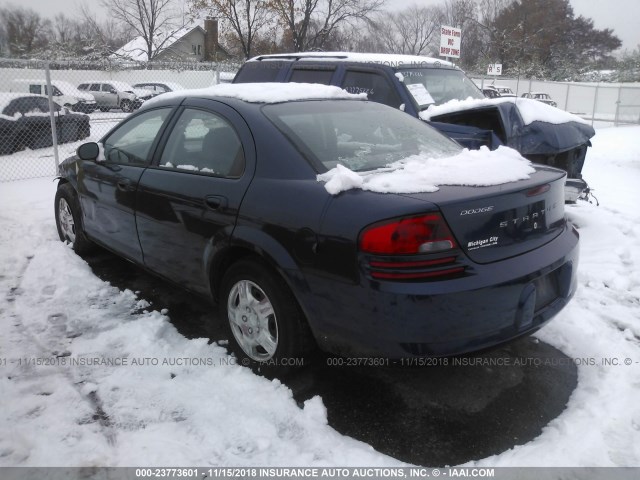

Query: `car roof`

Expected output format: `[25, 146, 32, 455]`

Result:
[142, 82, 366, 110]
[79, 80, 134, 89]
[247, 51, 455, 69]
[134, 81, 185, 89]
[0, 93, 47, 114]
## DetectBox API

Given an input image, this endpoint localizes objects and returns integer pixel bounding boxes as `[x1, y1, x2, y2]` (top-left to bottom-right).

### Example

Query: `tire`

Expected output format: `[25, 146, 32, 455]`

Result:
[219, 259, 314, 377]
[120, 99, 132, 113]
[54, 183, 93, 255]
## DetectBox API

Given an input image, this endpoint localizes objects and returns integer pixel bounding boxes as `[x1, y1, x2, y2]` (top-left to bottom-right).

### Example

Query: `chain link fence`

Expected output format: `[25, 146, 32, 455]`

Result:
[0, 58, 241, 182]
[1, 58, 638, 183]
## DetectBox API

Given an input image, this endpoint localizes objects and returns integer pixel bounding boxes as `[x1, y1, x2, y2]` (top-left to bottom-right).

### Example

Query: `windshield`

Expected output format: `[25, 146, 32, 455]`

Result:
[263, 100, 461, 173]
[396, 68, 484, 109]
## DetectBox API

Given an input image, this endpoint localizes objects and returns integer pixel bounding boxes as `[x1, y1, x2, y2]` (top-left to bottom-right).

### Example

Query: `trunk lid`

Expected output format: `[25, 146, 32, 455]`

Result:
[401, 166, 567, 264]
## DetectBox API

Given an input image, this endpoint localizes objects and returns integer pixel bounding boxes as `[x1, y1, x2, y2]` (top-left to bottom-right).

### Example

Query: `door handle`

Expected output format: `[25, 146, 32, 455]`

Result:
[117, 179, 134, 191]
[204, 195, 227, 210]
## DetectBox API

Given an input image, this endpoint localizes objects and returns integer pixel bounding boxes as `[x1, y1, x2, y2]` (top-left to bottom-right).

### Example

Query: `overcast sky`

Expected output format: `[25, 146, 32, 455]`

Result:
[9, 0, 640, 52]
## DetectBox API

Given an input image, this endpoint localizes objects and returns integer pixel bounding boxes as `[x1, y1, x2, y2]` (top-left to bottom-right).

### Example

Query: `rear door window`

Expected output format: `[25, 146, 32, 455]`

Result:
[158, 108, 245, 178]
[342, 70, 402, 108]
[289, 68, 334, 85]
[234, 61, 288, 83]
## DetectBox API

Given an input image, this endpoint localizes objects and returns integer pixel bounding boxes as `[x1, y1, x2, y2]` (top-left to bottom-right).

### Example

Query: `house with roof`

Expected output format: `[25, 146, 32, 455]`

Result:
[112, 18, 230, 63]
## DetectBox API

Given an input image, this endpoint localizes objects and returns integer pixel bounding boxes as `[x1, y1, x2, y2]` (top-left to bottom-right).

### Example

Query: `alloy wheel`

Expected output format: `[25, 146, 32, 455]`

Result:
[58, 197, 76, 243]
[227, 280, 278, 361]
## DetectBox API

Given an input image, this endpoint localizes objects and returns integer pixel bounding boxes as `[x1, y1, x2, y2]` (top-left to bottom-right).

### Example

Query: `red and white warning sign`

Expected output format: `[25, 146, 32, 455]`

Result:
[439, 25, 461, 59]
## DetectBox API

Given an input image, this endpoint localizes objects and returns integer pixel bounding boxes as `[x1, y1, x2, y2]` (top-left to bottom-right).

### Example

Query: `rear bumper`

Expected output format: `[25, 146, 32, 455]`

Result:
[301, 222, 579, 358]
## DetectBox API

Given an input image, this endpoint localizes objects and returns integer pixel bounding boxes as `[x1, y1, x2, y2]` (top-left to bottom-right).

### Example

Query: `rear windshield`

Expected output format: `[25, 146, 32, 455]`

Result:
[396, 68, 484, 109]
[263, 100, 461, 172]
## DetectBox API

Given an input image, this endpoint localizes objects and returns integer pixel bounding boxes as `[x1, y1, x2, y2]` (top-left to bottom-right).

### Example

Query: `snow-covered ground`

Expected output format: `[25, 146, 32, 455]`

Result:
[0, 126, 639, 468]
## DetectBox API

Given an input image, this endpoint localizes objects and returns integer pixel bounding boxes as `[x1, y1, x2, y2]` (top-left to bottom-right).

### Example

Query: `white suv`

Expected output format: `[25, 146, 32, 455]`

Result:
[10, 79, 97, 113]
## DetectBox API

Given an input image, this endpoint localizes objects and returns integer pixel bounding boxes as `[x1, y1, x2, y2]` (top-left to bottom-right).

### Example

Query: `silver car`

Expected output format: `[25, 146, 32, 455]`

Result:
[77, 81, 140, 112]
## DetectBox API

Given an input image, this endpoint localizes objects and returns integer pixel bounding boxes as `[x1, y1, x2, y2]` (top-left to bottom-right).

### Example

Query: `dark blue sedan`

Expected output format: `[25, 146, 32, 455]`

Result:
[55, 83, 578, 374]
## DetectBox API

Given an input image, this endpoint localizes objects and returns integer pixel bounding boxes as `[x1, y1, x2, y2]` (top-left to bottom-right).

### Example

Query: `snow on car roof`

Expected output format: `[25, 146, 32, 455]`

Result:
[249, 51, 455, 68]
[420, 97, 587, 125]
[0, 92, 44, 114]
[144, 82, 366, 107]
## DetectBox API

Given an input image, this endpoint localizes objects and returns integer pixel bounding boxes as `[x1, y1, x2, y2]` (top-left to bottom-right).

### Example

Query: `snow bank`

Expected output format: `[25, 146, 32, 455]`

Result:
[0, 179, 398, 467]
[317, 146, 535, 194]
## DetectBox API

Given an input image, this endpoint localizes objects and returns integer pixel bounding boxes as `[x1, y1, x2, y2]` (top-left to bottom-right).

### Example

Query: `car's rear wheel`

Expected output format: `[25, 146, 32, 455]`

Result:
[120, 100, 132, 113]
[220, 259, 314, 377]
[55, 183, 93, 255]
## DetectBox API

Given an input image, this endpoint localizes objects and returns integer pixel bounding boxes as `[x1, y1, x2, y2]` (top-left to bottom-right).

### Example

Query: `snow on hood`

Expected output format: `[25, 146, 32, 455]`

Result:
[51, 80, 95, 102]
[420, 97, 588, 125]
[144, 83, 366, 107]
[317, 145, 535, 195]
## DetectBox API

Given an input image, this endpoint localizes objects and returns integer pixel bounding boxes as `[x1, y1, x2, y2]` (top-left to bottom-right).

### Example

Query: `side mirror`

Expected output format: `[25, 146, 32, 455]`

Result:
[77, 142, 100, 161]
[110, 89, 117, 94]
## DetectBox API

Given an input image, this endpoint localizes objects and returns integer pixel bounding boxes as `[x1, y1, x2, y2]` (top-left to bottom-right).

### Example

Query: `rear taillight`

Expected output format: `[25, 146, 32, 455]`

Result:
[359, 213, 457, 255]
[359, 213, 465, 281]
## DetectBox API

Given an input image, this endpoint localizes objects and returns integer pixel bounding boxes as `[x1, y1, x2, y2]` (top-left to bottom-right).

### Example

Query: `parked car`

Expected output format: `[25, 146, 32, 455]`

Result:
[494, 86, 516, 97]
[0, 93, 90, 155]
[482, 86, 501, 98]
[55, 84, 578, 374]
[131, 86, 156, 103]
[77, 81, 146, 112]
[132, 82, 185, 97]
[233, 52, 594, 202]
[522, 92, 557, 107]
[10, 79, 97, 113]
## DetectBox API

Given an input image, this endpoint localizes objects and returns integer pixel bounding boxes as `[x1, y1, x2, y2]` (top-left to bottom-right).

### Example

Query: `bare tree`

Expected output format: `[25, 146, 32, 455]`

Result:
[100, 0, 183, 61]
[0, 5, 51, 57]
[189, 0, 275, 59]
[78, 3, 133, 59]
[372, 5, 440, 56]
[268, 0, 385, 52]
